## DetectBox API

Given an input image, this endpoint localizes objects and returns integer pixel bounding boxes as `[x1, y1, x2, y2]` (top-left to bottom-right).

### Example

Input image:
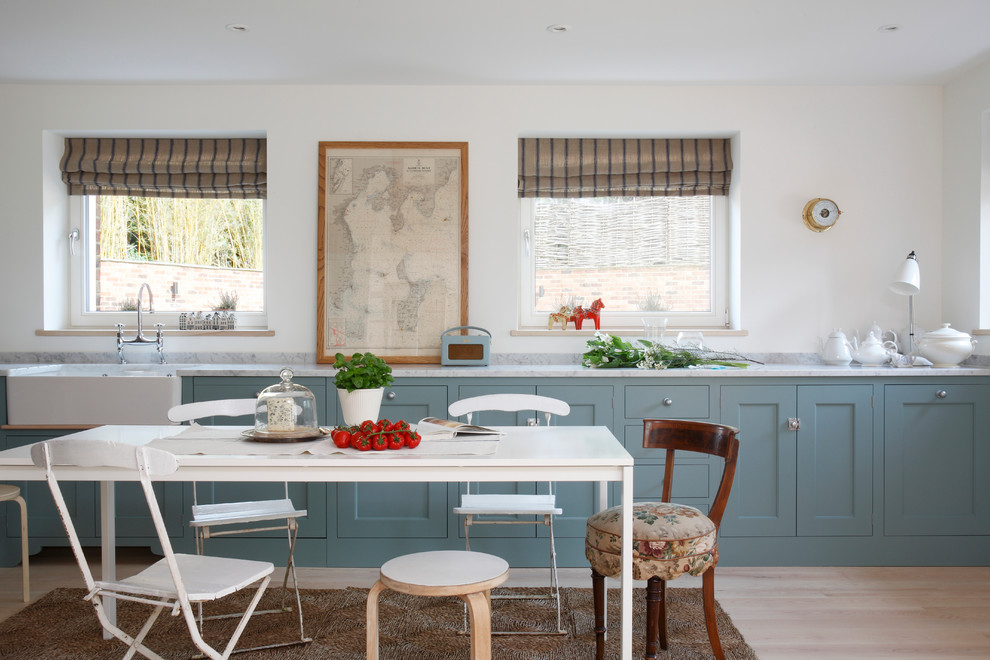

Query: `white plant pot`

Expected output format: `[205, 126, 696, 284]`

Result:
[337, 387, 384, 426]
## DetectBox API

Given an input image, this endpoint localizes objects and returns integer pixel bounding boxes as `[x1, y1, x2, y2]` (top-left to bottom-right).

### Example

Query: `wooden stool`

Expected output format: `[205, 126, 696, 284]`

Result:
[366, 550, 509, 660]
[0, 484, 29, 602]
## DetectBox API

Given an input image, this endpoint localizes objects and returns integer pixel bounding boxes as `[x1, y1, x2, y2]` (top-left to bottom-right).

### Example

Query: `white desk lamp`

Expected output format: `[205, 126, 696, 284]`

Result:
[889, 250, 921, 354]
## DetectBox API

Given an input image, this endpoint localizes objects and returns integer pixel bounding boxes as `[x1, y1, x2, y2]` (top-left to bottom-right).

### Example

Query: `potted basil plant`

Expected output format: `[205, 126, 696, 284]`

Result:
[333, 352, 394, 425]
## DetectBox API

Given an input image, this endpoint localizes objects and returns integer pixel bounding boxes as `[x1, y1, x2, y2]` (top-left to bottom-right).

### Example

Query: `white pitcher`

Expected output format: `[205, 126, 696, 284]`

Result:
[819, 329, 853, 366]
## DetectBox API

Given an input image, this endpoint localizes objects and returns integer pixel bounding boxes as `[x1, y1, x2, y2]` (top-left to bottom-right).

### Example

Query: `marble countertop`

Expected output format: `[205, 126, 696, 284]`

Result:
[5, 362, 987, 378]
[185, 363, 990, 378]
[3, 358, 990, 379]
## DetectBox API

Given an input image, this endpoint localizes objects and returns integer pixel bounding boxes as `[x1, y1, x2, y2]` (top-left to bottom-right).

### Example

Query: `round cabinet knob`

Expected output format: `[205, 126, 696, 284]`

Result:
[386, 391, 397, 400]
[935, 390, 948, 399]
[663, 398, 673, 406]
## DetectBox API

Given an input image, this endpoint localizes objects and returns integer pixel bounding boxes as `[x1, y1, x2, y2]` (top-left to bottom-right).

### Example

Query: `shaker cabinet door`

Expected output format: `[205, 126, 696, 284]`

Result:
[884, 384, 990, 536]
[719, 385, 797, 537]
[796, 385, 874, 536]
[336, 384, 449, 539]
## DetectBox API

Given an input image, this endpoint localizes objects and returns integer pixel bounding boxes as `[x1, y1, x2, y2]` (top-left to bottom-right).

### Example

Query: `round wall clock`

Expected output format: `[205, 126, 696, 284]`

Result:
[802, 198, 842, 232]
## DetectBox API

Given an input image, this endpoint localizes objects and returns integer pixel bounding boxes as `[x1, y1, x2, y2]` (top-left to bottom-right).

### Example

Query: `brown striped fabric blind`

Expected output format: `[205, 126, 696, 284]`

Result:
[60, 138, 267, 199]
[518, 138, 732, 198]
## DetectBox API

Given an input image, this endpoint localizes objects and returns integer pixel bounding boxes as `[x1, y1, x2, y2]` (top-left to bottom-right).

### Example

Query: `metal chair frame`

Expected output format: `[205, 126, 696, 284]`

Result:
[167, 399, 310, 649]
[32, 438, 275, 660]
[448, 393, 570, 635]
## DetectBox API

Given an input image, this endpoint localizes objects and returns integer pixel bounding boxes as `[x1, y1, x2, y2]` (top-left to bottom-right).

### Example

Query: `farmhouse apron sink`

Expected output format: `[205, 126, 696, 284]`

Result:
[6, 364, 185, 425]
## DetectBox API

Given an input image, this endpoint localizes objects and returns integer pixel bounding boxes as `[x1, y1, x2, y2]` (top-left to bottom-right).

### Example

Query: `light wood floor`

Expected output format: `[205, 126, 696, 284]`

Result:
[2, 548, 989, 659]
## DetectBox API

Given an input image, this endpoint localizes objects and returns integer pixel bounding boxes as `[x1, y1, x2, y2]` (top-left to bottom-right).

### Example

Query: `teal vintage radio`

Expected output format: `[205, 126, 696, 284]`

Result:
[440, 326, 491, 366]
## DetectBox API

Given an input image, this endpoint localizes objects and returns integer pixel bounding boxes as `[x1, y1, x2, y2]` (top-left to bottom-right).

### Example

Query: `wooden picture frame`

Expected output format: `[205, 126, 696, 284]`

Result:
[317, 141, 468, 363]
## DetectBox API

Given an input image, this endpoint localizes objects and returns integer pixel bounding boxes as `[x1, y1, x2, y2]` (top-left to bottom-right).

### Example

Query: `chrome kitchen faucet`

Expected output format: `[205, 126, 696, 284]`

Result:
[116, 283, 166, 364]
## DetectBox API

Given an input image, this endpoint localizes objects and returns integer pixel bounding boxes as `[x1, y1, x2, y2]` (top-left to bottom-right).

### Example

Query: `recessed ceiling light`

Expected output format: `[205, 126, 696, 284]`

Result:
[546, 24, 571, 34]
[226, 24, 250, 33]
[877, 24, 901, 33]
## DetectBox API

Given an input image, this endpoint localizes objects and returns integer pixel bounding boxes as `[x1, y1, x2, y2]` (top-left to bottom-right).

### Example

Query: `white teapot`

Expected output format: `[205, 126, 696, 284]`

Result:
[819, 329, 853, 366]
[850, 331, 896, 366]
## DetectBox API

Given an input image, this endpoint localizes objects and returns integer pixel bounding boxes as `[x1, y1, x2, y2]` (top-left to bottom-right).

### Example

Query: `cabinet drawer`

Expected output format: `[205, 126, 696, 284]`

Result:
[625, 385, 710, 419]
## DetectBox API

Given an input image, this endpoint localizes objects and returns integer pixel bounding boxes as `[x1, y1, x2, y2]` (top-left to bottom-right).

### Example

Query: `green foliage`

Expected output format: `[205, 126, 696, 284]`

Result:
[582, 332, 755, 370]
[98, 196, 263, 269]
[581, 333, 643, 368]
[332, 352, 395, 392]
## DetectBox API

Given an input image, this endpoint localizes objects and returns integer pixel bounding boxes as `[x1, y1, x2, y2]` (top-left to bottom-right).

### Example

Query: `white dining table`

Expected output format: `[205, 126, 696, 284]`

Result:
[0, 424, 635, 657]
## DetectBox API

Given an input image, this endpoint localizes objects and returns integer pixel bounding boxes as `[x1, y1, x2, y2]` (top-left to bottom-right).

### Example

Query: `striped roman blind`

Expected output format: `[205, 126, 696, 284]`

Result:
[518, 138, 732, 198]
[60, 138, 267, 199]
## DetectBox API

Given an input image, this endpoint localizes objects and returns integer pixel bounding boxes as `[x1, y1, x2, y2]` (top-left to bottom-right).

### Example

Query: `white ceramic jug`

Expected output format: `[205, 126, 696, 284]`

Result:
[819, 329, 853, 366]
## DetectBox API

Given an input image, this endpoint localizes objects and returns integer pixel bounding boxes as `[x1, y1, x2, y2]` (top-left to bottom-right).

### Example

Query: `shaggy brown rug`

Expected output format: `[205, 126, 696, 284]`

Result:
[0, 586, 758, 659]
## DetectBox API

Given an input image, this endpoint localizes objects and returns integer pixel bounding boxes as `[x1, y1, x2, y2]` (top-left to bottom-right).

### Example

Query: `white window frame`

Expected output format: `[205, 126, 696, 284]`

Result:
[68, 195, 269, 329]
[519, 196, 729, 329]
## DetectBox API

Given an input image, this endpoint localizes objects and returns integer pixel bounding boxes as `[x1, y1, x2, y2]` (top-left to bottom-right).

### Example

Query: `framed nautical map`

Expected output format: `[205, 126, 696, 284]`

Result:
[317, 142, 468, 363]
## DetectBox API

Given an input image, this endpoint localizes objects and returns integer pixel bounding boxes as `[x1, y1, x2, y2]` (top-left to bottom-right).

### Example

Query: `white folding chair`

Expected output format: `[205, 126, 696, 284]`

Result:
[448, 393, 570, 635]
[32, 438, 274, 660]
[167, 399, 309, 647]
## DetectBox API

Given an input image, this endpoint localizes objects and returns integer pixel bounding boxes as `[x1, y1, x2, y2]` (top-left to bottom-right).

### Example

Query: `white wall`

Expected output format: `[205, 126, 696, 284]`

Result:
[0, 83, 948, 358]
[944, 57, 990, 350]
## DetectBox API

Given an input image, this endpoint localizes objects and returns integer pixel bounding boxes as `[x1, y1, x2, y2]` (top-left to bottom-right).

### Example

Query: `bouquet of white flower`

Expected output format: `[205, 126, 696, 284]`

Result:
[582, 332, 758, 370]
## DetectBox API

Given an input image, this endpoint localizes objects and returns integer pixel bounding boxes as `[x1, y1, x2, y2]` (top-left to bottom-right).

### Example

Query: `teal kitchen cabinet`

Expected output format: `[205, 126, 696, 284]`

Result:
[183, 377, 330, 563]
[884, 384, 990, 536]
[335, 384, 449, 540]
[8, 368, 986, 569]
[794, 385, 874, 536]
[720, 384, 874, 538]
[1, 427, 183, 563]
[622, 383, 716, 516]
[2, 429, 98, 560]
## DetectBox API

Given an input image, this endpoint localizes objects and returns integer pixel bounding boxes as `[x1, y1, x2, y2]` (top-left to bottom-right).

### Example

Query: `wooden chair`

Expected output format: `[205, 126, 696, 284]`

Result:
[0, 484, 29, 602]
[585, 419, 740, 660]
[367, 550, 509, 660]
[31, 438, 275, 660]
[448, 393, 570, 635]
[167, 399, 310, 648]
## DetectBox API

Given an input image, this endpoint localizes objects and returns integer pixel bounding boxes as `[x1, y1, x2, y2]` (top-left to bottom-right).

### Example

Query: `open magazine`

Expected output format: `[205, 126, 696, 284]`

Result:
[415, 417, 504, 440]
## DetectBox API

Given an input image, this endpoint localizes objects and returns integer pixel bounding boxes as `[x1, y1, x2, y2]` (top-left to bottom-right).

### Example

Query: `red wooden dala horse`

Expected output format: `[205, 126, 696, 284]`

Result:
[568, 298, 605, 330]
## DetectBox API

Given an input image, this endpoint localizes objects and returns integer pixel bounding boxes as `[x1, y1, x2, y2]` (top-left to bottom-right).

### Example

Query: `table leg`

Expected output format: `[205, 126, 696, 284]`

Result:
[620, 465, 633, 660]
[100, 481, 116, 638]
[597, 480, 609, 638]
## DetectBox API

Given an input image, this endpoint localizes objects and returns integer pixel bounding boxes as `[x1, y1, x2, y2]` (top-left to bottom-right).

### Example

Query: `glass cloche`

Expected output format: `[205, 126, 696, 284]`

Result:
[253, 367, 319, 439]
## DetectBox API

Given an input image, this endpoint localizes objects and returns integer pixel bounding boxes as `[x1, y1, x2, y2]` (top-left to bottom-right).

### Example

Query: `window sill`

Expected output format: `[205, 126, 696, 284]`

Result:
[36, 329, 275, 337]
[511, 327, 748, 337]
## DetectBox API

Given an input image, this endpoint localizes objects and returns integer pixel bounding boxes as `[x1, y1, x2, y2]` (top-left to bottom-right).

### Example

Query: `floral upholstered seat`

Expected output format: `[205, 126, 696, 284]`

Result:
[585, 501, 718, 582]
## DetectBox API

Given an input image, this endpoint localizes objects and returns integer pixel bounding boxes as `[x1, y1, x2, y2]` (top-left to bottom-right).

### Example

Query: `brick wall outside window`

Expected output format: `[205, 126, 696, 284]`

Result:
[96, 259, 263, 312]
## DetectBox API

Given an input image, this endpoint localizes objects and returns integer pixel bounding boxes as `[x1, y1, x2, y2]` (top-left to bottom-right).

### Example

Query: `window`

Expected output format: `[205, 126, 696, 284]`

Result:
[61, 137, 267, 328]
[518, 137, 732, 329]
[520, 195, 728, 328]
[69, 195, 265, 327]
